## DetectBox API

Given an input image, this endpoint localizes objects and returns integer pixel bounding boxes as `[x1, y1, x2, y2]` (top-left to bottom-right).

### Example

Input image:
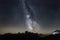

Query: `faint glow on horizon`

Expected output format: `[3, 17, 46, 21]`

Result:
[52, 32, 58, 35]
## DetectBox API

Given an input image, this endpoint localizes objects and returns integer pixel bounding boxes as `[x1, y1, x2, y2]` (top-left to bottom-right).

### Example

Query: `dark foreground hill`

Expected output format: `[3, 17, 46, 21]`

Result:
[0, 31, 60, 40]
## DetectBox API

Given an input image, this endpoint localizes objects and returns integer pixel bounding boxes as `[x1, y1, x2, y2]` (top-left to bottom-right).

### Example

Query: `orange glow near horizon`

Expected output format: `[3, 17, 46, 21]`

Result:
[0, 27, 56, 34]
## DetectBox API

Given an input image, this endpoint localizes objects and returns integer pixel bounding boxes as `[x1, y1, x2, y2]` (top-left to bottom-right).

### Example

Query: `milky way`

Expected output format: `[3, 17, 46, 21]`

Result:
[0, 0, 60, 34]
[23, 0, 40, 32]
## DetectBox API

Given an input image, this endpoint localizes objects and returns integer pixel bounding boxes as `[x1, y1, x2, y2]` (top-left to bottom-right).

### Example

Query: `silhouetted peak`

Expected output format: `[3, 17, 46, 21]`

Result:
[25, 31, 31, 33]
[54, 30, 60, 32]
[18, 32, 20, 34]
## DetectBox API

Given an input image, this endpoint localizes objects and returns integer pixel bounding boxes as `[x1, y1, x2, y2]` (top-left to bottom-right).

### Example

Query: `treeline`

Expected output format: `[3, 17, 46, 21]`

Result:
[0, 31, 60, 40]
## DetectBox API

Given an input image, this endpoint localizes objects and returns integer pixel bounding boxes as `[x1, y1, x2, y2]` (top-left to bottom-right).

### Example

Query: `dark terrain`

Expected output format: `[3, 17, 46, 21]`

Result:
[0, 31, 60, 40]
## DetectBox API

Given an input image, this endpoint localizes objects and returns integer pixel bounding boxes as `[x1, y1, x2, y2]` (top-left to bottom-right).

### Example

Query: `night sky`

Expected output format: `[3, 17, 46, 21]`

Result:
[0, 0, 60, 34]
